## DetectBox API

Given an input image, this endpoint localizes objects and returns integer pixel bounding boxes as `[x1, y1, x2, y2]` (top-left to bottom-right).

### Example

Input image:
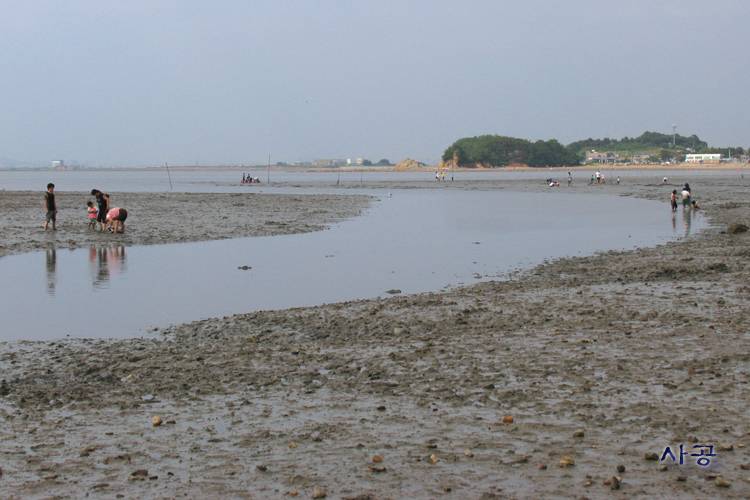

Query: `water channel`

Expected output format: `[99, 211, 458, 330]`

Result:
[0, 181, 703, 342]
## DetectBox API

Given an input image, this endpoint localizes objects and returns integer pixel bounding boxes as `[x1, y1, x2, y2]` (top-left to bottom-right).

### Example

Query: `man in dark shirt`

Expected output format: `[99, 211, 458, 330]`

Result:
[91, 189, 110, 231]
[44, 183, 56, 230]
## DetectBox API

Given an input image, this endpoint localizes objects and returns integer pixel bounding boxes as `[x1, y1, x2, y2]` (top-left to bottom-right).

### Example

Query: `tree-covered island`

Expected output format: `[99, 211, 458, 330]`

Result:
[441, 132, 747, 168]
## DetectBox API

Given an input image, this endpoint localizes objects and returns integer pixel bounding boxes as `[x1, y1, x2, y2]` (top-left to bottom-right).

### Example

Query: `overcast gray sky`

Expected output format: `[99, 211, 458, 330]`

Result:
[1, 0, 748, 167]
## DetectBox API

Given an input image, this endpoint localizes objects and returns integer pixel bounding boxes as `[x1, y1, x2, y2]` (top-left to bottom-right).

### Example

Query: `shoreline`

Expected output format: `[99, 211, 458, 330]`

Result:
[1, 176, 749, 498]
[2, 162, 749, 173]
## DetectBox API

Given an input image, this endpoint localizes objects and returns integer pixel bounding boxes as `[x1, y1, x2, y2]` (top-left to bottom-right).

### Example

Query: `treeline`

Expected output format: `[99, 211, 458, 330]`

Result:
[442, 131, 747, 167]
[567, 131, 709, 153]
[442, 136, 579, 167]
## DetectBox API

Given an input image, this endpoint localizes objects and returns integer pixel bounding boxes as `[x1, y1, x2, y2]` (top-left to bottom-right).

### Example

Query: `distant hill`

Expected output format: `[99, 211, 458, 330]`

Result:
[441, 131, 746, 168]
[566, 131, 708, 154]
[441, 135, 579, 168]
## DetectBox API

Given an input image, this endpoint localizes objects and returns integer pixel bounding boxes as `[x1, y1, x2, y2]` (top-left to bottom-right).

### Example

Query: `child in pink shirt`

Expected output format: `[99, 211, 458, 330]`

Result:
[86, 201, 98, 229]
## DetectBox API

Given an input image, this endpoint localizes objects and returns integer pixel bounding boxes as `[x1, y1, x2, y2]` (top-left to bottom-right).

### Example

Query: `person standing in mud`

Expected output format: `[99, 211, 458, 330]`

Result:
[44, 183, 56, 230]
[91, 189, 110, 231]
[670, 189, 678, 211]
[681, 183, 692, 208]
[567, 172, 572, 186]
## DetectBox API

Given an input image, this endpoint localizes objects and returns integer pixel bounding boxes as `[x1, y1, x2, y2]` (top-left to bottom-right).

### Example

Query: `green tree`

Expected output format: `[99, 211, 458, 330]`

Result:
[442, 135, 579, 167]
[375, 159, 391, 166]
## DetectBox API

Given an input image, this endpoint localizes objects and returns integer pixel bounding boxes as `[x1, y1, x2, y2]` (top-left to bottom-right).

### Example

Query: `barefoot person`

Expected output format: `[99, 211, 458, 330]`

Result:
[86, 201, 98, 229]
[91, 189, 110, 231]
[106, 207, 128, 234]
[44, 183, 56, 230]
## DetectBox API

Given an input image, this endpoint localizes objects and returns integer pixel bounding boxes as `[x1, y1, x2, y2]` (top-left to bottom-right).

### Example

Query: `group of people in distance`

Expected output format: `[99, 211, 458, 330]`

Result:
[546, 171, 619, 188]
[42, 184, 128, 234]
[670, 183, 699, 212]
[241, 174, 260, 183]
[589, 170, 606, 184]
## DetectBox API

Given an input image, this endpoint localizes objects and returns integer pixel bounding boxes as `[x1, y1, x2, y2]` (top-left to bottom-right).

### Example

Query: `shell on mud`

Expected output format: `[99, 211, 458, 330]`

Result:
[604, 476, 621, 489]
[726, 223, 748, 234]
[715, 477, 732, 487]
[313, 485, 326, 498]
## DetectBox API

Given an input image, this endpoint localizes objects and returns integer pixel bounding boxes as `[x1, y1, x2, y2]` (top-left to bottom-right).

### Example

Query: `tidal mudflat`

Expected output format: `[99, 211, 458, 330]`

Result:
[0, 187, 693, 341]
[1, 173, 749, 499]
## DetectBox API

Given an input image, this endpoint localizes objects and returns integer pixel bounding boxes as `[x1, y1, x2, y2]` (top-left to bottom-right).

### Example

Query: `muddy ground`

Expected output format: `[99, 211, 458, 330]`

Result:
[0, 191, 372, 259]
[1, 174, 750, 499]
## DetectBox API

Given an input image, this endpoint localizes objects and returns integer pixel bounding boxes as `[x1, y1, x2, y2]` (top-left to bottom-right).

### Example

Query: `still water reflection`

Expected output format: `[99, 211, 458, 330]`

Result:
[45, 249, 56, 295]
[1, 190, 705, 342]
[43, 247, 128, 296]
[89, 247, 128, 290]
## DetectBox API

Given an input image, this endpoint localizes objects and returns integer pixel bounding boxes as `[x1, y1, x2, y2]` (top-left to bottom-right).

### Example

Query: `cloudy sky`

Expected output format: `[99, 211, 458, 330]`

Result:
[1, 0, 748, 167]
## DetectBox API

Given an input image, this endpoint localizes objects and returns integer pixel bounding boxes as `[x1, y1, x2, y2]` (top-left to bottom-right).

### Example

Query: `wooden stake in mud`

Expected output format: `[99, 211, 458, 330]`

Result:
[166, 162, 173, 189]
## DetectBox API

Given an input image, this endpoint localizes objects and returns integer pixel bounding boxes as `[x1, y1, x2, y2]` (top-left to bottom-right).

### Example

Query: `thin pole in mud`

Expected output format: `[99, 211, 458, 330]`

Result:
[267, 155, 270, 183]
[165, 162, 173, 189]
[361, 170, 363, 183]
[336, 172, 340, 185]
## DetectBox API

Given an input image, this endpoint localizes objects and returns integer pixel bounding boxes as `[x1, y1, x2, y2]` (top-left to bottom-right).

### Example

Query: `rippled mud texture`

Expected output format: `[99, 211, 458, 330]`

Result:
[1, 175, 750, 499]
[0, 191, 373, 258]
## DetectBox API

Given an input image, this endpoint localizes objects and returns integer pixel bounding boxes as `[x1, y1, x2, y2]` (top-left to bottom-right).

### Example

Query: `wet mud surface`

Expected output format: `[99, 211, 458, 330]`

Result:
[0, 191, 372, 259]
[1, 175, 750, 499]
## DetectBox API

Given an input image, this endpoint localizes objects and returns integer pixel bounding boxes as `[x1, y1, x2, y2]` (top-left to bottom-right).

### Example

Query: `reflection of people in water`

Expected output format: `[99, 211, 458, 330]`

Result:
[89, 247, 127, 288]
[45, 248, 57, 295]
[683, 208, 692, 237]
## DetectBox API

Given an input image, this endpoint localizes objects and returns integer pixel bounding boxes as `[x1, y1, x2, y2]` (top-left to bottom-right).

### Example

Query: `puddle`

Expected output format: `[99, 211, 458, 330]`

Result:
[0, 190, 704, 341]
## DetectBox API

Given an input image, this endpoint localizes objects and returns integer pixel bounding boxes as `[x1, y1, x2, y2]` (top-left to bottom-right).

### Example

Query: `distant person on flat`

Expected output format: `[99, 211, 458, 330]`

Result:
[44, 183, 56, 230]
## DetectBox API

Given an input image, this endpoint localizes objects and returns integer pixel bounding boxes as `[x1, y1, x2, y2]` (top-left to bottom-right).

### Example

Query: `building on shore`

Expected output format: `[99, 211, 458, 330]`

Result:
[585, 151, 617, 164]
[685, 154, 721, 164]
[312, 159, 347, 166]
